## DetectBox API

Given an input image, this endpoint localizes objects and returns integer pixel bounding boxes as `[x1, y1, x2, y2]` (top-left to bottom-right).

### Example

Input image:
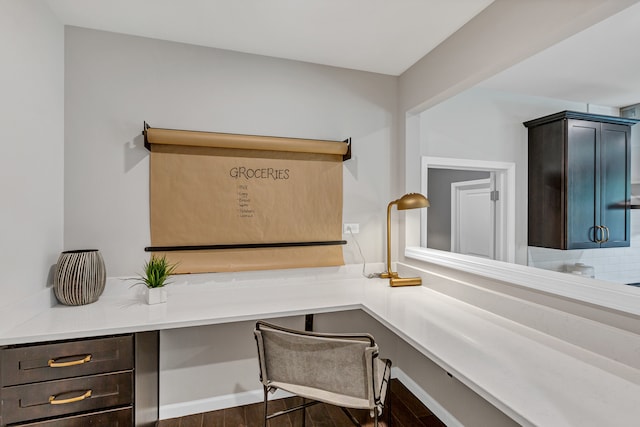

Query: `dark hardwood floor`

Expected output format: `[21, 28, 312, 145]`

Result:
[158, 379, 445, 427]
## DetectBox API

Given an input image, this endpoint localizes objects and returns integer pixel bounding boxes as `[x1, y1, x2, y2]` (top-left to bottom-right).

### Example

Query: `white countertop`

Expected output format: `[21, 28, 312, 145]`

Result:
[1, 265, 639, 427]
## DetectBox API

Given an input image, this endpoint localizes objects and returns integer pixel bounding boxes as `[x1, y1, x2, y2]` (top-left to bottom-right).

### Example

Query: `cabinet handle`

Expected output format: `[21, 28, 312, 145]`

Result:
[49, 390, 92, 405]
[603, 225, 610, 243]
[593, 225, 604, 243]
[48, 354, 92, 368]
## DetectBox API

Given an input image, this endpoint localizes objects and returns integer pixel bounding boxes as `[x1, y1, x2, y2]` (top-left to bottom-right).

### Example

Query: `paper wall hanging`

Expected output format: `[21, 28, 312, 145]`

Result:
[143, 123, 350, 273]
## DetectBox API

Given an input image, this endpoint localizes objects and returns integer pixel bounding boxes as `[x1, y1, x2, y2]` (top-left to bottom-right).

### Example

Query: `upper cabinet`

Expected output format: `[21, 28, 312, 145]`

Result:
[524, 111, 639, 250]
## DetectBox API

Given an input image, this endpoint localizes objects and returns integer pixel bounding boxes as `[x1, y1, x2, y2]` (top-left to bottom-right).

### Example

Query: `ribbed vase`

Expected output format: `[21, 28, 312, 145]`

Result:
[54, 249, 106, 306]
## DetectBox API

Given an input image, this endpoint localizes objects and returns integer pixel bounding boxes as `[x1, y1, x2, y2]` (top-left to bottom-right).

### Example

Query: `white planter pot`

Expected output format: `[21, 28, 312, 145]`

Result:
[146, 287, 167, 305]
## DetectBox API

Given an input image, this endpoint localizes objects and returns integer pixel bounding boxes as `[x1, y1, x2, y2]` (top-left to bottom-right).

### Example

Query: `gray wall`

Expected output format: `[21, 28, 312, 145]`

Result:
[64, 27, 397, 276]
[61, 26, 399, 415]
[399, 0, 637, 114]
[0, 1, 64, 309]
[3, 1, 636, 423]
[427, 169, 490, 252]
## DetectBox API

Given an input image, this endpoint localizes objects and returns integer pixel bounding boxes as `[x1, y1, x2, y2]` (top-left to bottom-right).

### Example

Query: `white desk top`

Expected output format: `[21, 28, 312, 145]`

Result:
[1, 266, 639, 427]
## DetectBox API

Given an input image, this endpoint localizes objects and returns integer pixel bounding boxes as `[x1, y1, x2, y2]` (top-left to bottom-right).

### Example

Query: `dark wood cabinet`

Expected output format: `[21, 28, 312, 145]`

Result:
[0, 332, 158, 427]
[524, 111, 638, 250]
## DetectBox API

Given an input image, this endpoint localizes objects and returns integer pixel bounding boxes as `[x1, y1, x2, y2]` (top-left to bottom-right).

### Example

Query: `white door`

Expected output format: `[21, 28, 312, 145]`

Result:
[451, 178, 495, 259]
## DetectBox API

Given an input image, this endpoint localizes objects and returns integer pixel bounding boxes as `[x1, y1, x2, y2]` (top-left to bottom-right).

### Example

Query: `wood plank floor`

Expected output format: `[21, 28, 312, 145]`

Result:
[158, 379, 446, 427]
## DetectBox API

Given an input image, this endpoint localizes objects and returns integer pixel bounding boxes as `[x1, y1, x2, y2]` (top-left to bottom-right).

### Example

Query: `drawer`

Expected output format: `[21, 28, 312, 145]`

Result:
[16, 406, 132, 426]
[1, 371, 133, 425]
[1, 335, 133, 386]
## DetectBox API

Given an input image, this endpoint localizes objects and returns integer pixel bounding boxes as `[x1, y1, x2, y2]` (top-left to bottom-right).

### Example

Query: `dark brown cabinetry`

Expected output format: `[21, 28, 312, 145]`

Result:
[524, 111, 638, 250]
[0, 332, 158, 426]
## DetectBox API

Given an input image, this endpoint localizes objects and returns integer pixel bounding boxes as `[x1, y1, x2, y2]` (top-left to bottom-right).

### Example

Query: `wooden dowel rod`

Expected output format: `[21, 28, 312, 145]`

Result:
[145, 127, 349, 156]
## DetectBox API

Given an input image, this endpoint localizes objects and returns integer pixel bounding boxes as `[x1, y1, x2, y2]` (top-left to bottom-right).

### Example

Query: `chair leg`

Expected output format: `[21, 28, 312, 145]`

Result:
[263, 386, 269, 427]
[339, 407, 361, 427]
[387, 382, 392, 427]
[383, 378, 391, 427]
[302, 398, 306, 427]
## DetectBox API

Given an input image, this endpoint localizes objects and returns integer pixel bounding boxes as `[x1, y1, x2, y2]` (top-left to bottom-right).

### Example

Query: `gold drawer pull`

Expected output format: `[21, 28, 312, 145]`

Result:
[49, 390, 92, 405]
[48, 354, 92, 368]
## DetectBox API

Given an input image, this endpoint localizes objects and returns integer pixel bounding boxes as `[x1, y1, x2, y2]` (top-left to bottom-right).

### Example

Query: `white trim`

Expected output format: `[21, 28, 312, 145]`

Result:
[159, 366, 460, 426]
[420, 156, 516, 263]
[392, 367, 463, 427]
[404, 246, 640, 316]
[159, 388, 294, 420]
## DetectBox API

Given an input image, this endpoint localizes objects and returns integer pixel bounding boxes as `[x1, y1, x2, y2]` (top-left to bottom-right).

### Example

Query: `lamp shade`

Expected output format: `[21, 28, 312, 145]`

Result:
[396, 193, 430, 210]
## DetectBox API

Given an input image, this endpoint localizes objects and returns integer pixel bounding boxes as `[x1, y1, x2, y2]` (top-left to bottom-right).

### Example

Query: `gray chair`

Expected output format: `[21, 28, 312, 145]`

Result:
[254, 320, 392, 426]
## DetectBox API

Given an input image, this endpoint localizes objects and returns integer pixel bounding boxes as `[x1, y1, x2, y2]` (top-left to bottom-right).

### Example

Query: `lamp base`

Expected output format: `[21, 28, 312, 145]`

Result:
[390, 277, 422, 287]
[380, 271, 422, 287]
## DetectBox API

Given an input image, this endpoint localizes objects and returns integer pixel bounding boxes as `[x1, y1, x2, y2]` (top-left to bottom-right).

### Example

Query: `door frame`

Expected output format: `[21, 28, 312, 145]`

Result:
[421, 156, 516, 263]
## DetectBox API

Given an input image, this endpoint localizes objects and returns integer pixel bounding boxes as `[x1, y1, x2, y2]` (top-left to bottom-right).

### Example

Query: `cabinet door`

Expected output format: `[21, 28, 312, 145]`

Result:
[527, 120, 566, 249]
[566, 119, 600, 249]
[600, 123, 630, 247]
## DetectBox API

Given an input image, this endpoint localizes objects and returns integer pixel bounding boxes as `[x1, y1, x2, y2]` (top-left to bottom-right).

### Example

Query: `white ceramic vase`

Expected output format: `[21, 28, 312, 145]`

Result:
[146, 287, 167, 305]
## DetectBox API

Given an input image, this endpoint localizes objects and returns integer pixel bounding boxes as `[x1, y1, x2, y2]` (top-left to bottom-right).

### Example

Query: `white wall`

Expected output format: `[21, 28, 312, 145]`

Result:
[63, 27, 396, 277]
[159, 315, 302, 418]
[0, 1, 64, 309]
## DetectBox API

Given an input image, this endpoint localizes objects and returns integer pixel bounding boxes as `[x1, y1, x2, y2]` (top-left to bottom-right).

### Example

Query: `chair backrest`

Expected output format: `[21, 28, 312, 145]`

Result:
[254, 321, 380, 407]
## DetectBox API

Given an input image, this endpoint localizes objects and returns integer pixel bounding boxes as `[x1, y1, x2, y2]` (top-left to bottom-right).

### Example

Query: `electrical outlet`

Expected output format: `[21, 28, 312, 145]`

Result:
[343, 223, 360, 234]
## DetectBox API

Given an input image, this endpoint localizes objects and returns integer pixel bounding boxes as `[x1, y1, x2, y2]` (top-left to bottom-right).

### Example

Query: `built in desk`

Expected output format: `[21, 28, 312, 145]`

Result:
[1, 264, 639, 426]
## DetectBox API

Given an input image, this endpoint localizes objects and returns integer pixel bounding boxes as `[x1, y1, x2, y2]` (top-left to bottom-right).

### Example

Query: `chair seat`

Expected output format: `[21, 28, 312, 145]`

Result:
[269, 381, 372, 410]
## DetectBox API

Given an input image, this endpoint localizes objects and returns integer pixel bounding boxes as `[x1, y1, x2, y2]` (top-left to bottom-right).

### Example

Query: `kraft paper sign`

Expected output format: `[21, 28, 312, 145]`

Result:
[149, 143, 345, 273]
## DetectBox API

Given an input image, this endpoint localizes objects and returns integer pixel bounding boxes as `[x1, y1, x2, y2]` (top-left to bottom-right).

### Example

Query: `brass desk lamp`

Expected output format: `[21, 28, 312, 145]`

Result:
[380, 193, 430, 287]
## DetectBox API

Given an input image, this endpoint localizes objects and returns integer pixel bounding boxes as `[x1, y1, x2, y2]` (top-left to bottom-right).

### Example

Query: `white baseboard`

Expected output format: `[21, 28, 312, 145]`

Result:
[160, 367, 459, 426]
[159, 388, 293, 420]
[392, 367, 462, 427]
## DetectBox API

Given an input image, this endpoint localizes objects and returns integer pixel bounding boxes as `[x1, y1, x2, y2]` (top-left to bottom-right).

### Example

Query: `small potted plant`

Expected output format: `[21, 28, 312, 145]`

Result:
[138, 255, 177, 304]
